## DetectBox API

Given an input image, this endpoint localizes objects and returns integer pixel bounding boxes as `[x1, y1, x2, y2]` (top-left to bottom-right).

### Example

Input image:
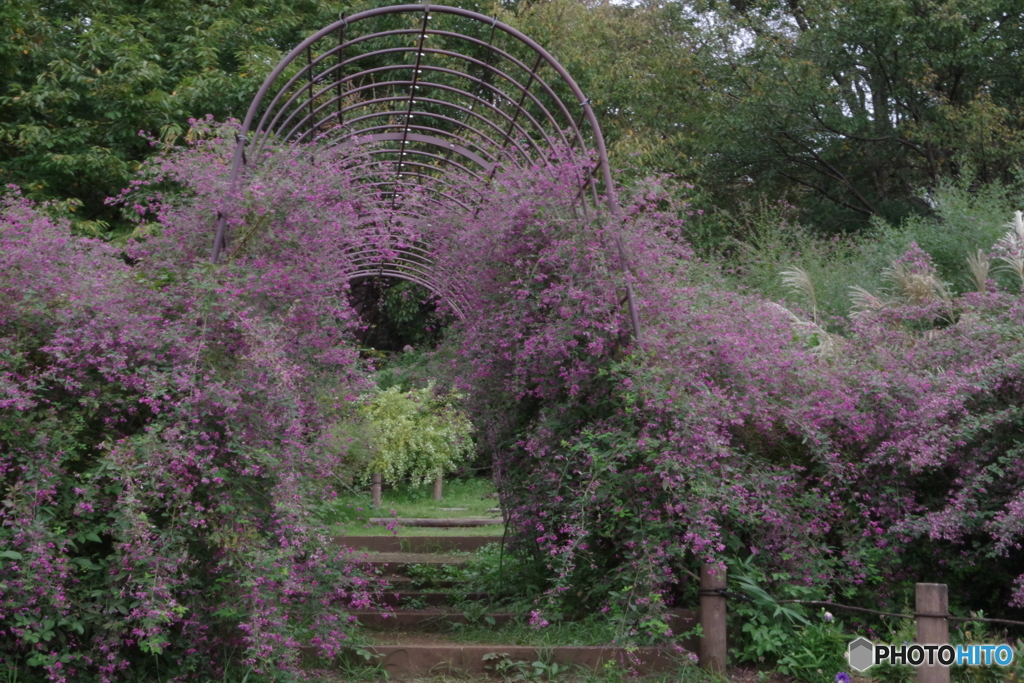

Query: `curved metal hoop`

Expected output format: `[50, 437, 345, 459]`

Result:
[213, 4, 640, 339]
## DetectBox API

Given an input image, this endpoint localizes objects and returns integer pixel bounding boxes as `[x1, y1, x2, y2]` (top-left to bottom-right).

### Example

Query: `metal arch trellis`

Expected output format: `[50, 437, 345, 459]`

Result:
[211, 3, 641, 340]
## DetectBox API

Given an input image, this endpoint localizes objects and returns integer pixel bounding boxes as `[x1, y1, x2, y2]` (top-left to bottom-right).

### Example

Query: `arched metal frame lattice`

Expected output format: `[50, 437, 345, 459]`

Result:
[212, 3, 640, 338]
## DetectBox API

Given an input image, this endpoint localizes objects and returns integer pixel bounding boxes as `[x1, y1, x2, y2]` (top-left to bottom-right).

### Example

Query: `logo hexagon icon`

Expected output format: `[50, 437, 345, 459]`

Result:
[848, 638, 875, 672]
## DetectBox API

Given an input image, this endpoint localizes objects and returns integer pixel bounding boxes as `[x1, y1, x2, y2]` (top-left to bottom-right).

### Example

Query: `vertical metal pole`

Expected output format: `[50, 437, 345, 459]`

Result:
[336, 19, 346, 125]
[700, 563, 727, 673]
[916, 584, 950, 683]
[372, 472, 382, 508]
[696, 565, 729, 671]
[211, 134, 247, 263]
[306, 48, 317, 137]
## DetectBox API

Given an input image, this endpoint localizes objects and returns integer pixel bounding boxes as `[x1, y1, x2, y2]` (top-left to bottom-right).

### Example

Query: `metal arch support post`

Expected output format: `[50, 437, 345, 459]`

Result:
[579, 96, 642, 342]
[211, 133, 248, 263]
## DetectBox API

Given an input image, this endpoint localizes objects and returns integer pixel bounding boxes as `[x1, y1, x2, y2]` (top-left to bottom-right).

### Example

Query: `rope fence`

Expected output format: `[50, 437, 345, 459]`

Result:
[774, 600, 1024, 628]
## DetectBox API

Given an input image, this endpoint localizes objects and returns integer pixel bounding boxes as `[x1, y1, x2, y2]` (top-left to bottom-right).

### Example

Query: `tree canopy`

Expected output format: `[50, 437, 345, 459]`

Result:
[513, 0, 1024, 229]
[3, 0, 1022, 235]
[0, 0, 348, 235]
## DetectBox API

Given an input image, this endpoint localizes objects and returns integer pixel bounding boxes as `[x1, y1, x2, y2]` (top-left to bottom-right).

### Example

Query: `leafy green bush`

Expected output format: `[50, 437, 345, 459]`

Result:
[322, 419, 376, 487]
[357, 384, 474, 486]
[727, 559, 850, 683]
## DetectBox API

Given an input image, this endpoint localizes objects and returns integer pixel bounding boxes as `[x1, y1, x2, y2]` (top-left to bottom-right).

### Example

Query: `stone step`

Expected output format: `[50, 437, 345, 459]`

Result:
[334, 535, 501, 553]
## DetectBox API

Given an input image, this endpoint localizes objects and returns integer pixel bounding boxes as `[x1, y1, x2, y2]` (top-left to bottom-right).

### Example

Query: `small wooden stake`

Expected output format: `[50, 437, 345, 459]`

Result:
[433, 471, 443, 501]
[916, 583, 950, 683]
[700, 562, 727, 673]
[371, 472, 382, 508]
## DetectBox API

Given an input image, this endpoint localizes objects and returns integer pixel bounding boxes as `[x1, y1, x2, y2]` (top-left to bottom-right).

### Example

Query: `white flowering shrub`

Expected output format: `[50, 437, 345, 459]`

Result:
[358, 384, 474, 485]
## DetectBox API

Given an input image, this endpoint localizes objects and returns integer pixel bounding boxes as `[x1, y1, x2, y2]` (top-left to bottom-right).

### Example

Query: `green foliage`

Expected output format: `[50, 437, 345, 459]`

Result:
[509, 0, 708, 185]
[774, 621, 850, 683]
[0, 0, 351, 235]
[321, 418, 376, 487]
[357, 384, 475, 486]
[483, 651, 572, 682]
[352, 279, 456, 354]
[576, 661, 722, 683]
[716, 180, 1024, 323]
[728, 559, 850, 683]
[379, 280, 452, 349]
[872, 178, 1024, 294]
[4, 0, 1024, 246]
[950, 615, 1024, 683]
[715, 198, 888, 320]
[401, 541, 542, 601]
[685, 0, 1024, 227]
[868, 617, 916, 683]
[450, 542, 544, 604]
[372, 343, 455, 394]
[451, 615, 620, 648]
[871, 618, 1024, 683]
[327, 648, 390, 682]
[323, 477, 500, 532]
[509, 0, 1024, 232]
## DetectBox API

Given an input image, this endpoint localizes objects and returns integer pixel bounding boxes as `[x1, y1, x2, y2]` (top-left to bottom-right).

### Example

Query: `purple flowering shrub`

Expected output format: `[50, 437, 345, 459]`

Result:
[5, 116, 1024, 678]
[0, 168, 384, 680]
[446, 171, 1024, 633]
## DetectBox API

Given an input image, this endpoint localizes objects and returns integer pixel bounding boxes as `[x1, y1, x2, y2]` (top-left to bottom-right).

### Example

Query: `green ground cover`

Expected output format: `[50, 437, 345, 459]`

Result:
[337, 524, 504, 538]
[444, 617, 619, 648]
[327, 477, 503, 537]
[317, 659, 722, 683]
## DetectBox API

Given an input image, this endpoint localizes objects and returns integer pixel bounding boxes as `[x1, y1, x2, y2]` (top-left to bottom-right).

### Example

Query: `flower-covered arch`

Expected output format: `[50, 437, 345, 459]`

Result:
[212, 3, 640, 337]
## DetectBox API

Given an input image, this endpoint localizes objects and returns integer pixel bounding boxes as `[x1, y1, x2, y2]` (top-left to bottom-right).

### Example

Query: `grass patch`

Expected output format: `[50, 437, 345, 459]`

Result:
[307, 663, 716, 683]
[337, 524, 504, 537]
[446, 616, 619, 648]
[326, 477, 502, 536]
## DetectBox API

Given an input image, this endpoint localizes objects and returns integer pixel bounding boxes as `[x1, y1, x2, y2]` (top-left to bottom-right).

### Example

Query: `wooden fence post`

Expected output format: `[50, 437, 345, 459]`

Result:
[433, 471, 443, 501]
[700, 562, 728, 673]
[371, 472, 382, 508]
[916, 583, 950, 683]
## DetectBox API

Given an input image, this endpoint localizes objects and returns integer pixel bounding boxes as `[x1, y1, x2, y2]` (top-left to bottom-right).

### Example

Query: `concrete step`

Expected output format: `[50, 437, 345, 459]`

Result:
[368, 517, 503, 527]
[368, 552, 468, 577]
[361, 642, 687, 678]
[351, 608, 515, 630]
[380, 576, 461, 589]
[379, 591, 489, 607]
